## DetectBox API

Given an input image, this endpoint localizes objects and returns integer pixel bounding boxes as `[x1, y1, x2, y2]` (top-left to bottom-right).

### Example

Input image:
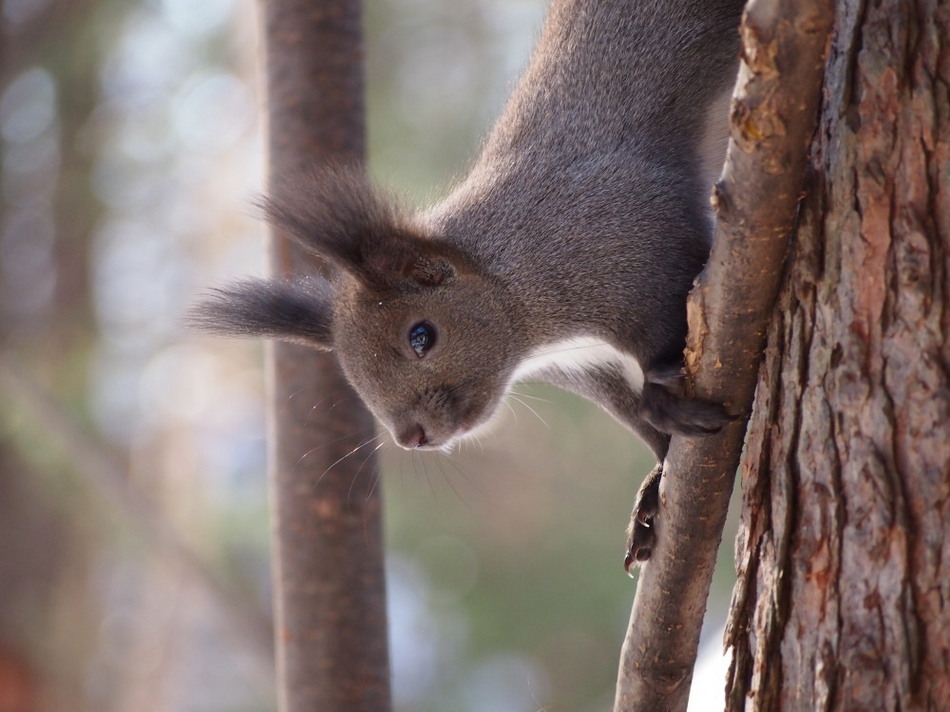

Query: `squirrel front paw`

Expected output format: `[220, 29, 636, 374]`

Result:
[624, 463, 663, 573]
[640, 364, 737, 436]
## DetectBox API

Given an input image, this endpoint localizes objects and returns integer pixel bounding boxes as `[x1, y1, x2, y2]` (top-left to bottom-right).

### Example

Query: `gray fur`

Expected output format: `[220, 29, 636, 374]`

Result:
[191, 0, 744, 563]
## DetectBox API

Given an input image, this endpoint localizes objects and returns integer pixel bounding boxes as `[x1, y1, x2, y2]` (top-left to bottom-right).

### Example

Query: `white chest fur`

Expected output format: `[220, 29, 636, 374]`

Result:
[511, 336, 645, 392]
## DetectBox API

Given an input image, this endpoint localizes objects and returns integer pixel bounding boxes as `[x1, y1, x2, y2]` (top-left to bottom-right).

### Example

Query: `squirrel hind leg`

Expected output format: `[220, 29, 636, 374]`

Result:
[638, 364, 737, 436]
[624, 462, 663, 571]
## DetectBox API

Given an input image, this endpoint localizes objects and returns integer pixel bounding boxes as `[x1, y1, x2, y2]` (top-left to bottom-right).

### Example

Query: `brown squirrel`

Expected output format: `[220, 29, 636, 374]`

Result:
[192, 0, 744, 568]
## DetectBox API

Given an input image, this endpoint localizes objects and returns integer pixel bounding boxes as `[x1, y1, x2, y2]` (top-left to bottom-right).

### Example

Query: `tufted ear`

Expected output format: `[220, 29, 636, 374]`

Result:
[188, 277, 335, 350]
[262, 166, 465, 290]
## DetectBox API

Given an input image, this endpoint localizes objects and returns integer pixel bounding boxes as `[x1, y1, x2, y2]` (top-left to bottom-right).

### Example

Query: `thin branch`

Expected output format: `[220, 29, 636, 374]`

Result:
[613, 1, 834, 710]
[0, 353, 275, 692]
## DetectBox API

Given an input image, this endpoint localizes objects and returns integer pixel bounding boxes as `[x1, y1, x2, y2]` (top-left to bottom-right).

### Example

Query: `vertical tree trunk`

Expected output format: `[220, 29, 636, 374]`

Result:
[726, 0, 950, 709]
[1, 5, 114, 710]
[262, 2, 391, 711]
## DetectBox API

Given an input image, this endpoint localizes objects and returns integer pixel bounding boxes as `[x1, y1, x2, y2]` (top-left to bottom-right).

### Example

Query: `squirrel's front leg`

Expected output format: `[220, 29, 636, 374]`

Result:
[623, 361, 735, 568]
[534, 366, 673, 568]
[540, 358, 734, 568]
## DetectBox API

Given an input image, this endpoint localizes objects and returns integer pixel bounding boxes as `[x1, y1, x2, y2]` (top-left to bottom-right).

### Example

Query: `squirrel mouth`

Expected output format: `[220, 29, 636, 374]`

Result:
[454, 399, 506, 442]
[388, 397, 499, 452]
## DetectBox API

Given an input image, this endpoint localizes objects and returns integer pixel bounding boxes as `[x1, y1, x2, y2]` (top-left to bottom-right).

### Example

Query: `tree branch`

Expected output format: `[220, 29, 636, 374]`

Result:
[613, 1, 834, 710]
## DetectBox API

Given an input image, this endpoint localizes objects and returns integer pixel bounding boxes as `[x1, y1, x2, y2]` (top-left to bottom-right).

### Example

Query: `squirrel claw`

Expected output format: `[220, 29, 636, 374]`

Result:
[625, 518, 656, 573]
[625, 463, 662, 572]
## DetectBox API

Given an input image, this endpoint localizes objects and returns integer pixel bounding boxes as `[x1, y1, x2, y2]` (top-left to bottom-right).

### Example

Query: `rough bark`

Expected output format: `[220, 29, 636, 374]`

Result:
[725, 0, 950, 710]
[613, 1, 834, 710]
[261, 1, 392, 711]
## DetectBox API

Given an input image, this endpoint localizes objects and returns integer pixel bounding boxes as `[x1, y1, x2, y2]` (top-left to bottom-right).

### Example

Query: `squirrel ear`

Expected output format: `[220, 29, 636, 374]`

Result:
[368, 242, 458, 288]
[407, 253, 456, 287]
[261, 167, 463, 290]
[261, 167, 401, 288]
[188, 278, 334, 350]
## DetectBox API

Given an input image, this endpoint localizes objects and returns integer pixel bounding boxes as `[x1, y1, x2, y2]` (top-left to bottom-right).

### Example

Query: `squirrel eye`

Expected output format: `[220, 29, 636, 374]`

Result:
[408, 321, 436, 357]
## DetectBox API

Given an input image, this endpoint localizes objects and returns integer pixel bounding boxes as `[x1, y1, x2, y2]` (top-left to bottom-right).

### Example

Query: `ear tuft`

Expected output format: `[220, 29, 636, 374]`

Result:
[188, 278, 334, 350]
[260, 166, 401, 287]
[260, 165, 467, 291]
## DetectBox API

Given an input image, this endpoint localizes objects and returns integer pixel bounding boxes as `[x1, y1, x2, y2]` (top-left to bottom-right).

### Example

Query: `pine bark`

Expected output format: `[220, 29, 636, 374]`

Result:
[726, 0, 950, 709]
[262, 2, 391, 711]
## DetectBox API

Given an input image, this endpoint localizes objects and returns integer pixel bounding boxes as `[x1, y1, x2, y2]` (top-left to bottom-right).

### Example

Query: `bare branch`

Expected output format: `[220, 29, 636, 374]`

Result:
[613, 1, 834, 710]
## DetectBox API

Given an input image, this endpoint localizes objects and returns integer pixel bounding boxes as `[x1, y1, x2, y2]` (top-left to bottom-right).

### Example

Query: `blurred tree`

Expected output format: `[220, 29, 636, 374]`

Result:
[261, 1, 390, 711]
[0, 2, 110, 710]
[3, 2, 275, 709]
[725, 0, 950, 709]
[0, 1, 744, 710]
[0, 439, 65, 712]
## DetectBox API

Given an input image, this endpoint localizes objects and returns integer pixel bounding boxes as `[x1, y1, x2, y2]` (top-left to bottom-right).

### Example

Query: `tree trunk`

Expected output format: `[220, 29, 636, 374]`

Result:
[725, 0, 950, 709]
[262, 2, 391, 711]
[1, 4, 116, 710]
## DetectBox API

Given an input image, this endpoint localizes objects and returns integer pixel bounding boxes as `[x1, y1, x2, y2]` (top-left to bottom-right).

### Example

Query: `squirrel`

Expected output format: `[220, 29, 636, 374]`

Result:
[192, 0, 744, 569]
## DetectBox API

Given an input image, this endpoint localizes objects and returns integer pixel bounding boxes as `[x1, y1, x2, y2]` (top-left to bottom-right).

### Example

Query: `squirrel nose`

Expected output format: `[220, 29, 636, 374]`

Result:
[397, 424, 429, 449]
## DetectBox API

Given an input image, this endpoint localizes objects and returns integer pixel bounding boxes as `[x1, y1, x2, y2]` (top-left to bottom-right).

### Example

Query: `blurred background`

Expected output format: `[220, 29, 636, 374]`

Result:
[0, 1, 738, 710]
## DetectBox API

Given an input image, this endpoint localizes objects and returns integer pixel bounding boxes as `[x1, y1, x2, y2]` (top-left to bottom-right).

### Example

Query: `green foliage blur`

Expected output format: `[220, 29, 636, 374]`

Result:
[0, 1, 738, 710]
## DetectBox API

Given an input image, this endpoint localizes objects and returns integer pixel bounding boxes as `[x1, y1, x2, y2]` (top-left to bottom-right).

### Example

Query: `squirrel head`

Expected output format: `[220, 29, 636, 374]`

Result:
[191, 167, 526, 450]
